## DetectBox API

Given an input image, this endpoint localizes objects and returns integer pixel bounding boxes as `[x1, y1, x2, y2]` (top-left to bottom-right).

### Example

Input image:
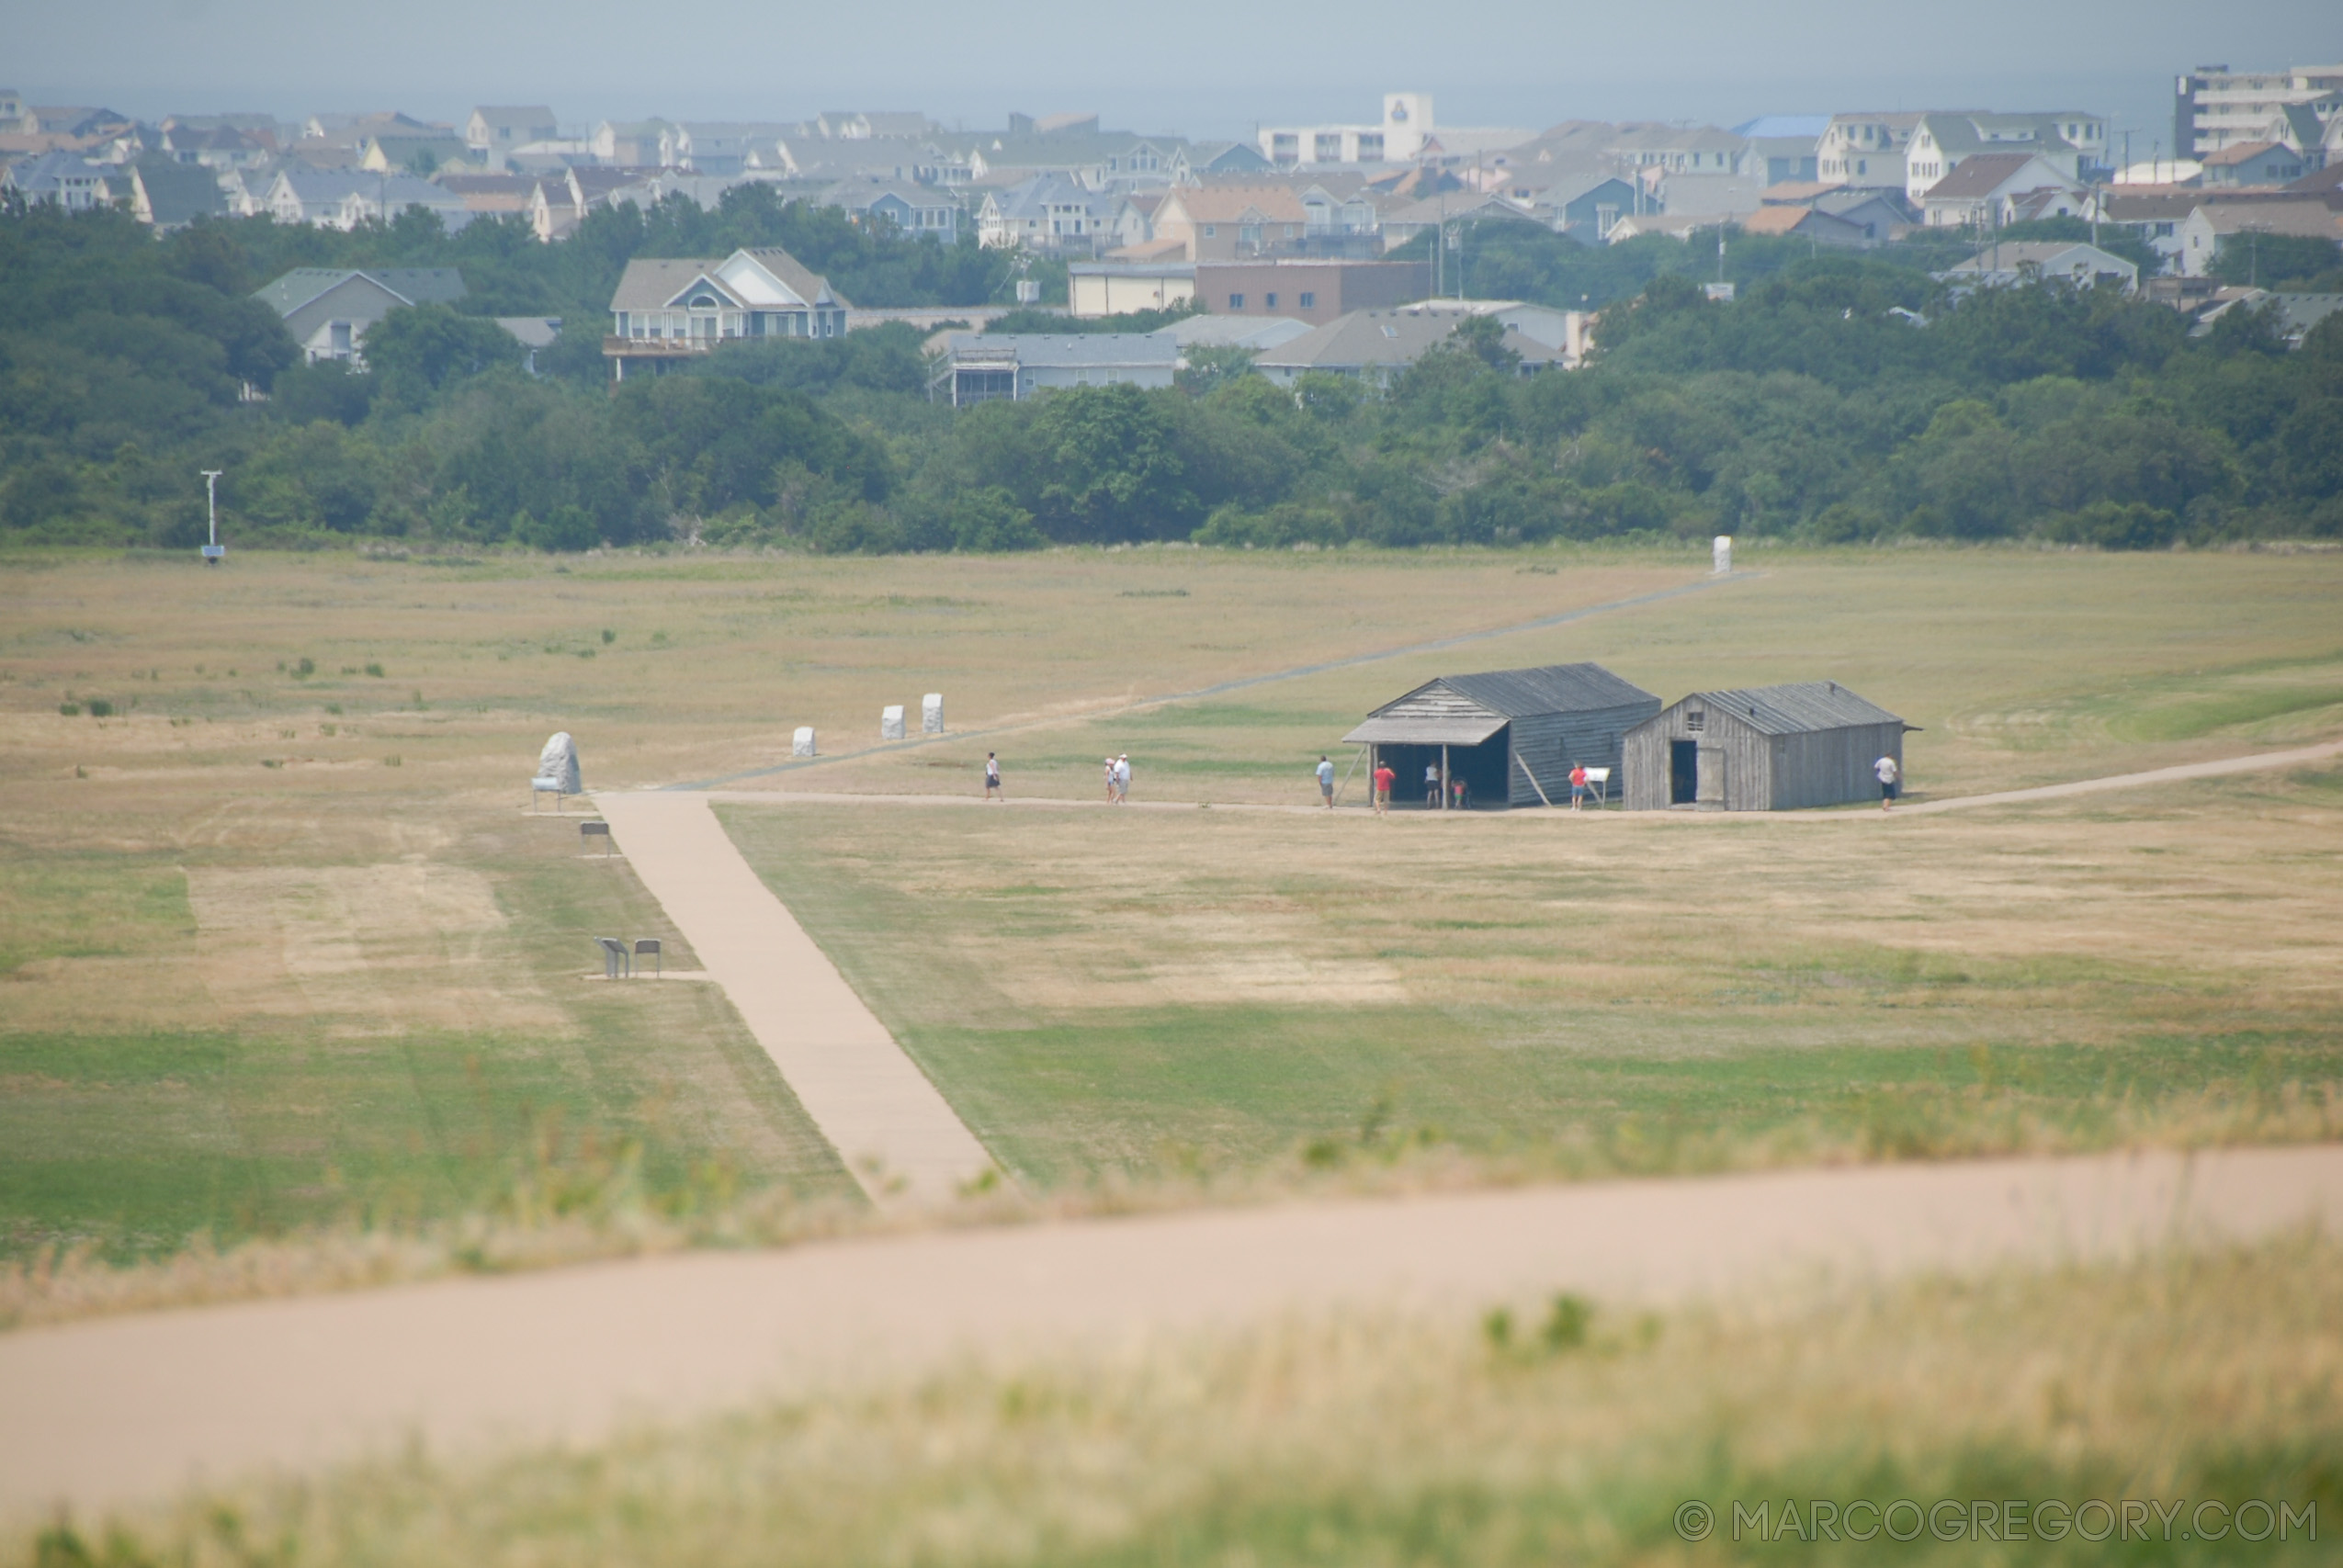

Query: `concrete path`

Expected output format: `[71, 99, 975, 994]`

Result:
[1888, 738, 2343, 816]
[4, 1144, 2338, 1517]
[592, 792, 995, 1208]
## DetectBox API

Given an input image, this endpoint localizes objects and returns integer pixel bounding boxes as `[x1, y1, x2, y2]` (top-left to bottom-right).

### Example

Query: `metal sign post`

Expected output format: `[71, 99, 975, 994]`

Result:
[199, 469, 224, 563]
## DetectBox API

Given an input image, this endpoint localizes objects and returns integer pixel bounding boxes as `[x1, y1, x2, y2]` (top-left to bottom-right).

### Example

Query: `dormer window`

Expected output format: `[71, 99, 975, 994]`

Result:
[1685, 708, 1705, 732]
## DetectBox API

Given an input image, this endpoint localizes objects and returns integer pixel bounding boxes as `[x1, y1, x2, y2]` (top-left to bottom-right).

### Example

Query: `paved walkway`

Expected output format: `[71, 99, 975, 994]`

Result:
[1888, 739, 2343, 816]
[4, 1144, 2337, 1516]
[592, 792, 995, 1208]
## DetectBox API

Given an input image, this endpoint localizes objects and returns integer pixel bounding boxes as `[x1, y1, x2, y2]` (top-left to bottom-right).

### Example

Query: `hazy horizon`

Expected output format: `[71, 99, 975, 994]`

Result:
[6, 0, 2338, 160]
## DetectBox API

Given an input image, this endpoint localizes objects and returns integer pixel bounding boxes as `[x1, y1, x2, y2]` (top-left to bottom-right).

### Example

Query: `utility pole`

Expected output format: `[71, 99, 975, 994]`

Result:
[200, 469, 224, 564]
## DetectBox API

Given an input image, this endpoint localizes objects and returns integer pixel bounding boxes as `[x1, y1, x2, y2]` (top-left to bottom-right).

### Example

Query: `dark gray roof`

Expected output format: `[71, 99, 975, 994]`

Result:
[1345, 662, 1657, 744]
[1439, 663, 1658, 716]
[1679, 681, 1904, 735]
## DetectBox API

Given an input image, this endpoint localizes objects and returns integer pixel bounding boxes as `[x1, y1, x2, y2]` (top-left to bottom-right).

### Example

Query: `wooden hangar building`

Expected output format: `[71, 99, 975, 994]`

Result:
[1624, 682, 1911, 811]
[1344, 664, 1661, 808]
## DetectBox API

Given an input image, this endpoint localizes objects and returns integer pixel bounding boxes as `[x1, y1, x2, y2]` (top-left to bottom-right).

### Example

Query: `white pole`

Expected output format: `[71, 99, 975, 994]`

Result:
[200, 469, 223, 563]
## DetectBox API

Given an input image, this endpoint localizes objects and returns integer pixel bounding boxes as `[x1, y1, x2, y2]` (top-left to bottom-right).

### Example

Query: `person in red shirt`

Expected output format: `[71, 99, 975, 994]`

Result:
[1371, 760, 1396, 816]
[1569, 762, 1589, 810]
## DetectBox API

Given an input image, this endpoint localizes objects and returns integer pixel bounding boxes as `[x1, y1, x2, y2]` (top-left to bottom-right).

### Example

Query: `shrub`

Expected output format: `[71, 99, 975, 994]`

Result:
[85, 699, 112, 717]
[57, 702, 80, 716]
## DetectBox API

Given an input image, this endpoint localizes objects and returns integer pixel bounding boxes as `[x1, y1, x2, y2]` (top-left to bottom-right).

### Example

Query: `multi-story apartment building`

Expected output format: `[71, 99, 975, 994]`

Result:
[2174, 63, 2343, 161]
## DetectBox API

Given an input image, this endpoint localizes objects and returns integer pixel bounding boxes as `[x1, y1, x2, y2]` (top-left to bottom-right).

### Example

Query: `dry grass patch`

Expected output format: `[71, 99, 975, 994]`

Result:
[20, 1238, 2339, 1565]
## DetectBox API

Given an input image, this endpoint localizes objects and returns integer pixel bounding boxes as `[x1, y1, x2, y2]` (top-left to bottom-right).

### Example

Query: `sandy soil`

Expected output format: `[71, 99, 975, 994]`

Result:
[3, 1144, 2338, 1519]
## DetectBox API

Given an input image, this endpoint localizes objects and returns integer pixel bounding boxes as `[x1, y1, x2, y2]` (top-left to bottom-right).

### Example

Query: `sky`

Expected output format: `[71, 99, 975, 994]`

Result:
[6, 0, 2340, 156]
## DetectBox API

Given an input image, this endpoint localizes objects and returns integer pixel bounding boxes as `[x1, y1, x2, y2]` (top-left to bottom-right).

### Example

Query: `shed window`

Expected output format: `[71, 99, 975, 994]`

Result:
[1685, 708, 1704, 732]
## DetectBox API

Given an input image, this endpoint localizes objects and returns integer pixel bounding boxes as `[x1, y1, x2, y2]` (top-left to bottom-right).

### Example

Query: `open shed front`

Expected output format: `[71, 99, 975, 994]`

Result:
[1371, 733, 1514, 809]
[1343, 710, 1518, 809]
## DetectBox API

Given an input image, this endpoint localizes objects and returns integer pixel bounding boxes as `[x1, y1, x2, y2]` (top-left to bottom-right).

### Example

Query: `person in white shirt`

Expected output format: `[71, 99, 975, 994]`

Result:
[1114, 754, 1131, 804]
[1315, 755, 1335, 808]
[1874, 753, 1901, 811]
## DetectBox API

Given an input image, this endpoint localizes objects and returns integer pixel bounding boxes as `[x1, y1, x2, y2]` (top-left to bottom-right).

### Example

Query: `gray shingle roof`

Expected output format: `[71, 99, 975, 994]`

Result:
[252, 266, 466, 318]
[1344, 663, 1657, 746]
[947, 333, 1179, 368]
[1681, 682, 1904, 735]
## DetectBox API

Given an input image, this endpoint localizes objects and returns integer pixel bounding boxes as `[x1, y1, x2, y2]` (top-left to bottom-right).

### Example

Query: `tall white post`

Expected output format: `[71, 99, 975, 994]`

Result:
[1713, 535, 1732, 575]
[200, 470, 224, 563]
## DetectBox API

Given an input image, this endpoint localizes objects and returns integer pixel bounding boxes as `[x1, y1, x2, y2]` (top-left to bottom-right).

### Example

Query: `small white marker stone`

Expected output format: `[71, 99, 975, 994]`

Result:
[792, 726, 817, 757]
[881, 705, 906, 741]
[1713, 535, 1732, 575]
[922, 693, 944, 734]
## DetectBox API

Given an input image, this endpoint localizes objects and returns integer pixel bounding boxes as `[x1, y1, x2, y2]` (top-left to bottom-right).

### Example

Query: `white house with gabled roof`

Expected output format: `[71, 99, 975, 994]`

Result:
[604, 247, 852, 380]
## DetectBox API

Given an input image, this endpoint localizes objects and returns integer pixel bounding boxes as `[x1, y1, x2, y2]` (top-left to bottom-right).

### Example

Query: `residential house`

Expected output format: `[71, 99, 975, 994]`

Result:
[0, 152, 123, 209]
[1069, 262, 1195, 316]
[823, 177, 961, 243]
[803, 111, 937, 141]
[359, 131, 469, 175]
[1917, 152, 2081, 229]
[2174, 63, 2343, 161]
[1190, 140, 1273, 175]
[1606, 123, 1749, 175]
[252, 266, 468, 365]
[467, 106, 559, 168]
[932, 333, 1179, 404]
[495, 316, 563, 374]
[1376, 297, 1592, 364]
[1252, 304, 1566, 387]
[1939, 241, 2139, 291]
[2188, 288, 2343, 346]
[589, 120, 672, 166]
[1149, 185, 1310, 261]
[156, 122, 271, 169]
[127, 157, 228, 228]
[1376, 191, 1543, 252]
[1734, 115, 1828, 183]
[1107, 191, 1166, 251]
[530, 165, 664, 241]
[2103, 190, 2204, 270]
[1813, 186, 1916, 241]
[966, 129, 1188, 189]
[1496, 170, 1638, 244]
[2176, 200, 2343, 277]
[433, 172, 540, 218]
[0, 88, 25, 130]
[664, 122, 792, 175]
[976, 175, 1120, 254]
[1900, 111, 2105, 206]
[2201, 141, 2309, 187]
[1738, 204, 1871, 247]
[291, 111, 439, 169]
[1194, 258, 1431, 324]
[605, 247, 852, 380]
[1295, 177, 1387, 246]
[266, 168, 469, 231]
[1817, 112, 1924, 187]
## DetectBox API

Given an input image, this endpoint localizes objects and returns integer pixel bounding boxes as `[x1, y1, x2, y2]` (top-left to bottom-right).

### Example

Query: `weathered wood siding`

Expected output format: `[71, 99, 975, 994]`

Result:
[1626, 699, 1906, 810]
[1772, 722, 1904, 809]
[1505, 698, 1655, 806]
[1624, 699, 1772, 809]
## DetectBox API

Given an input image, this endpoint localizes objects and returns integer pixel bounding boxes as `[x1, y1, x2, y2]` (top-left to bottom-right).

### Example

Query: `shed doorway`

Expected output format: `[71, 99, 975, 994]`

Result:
[1670, 739, 1698, 805]
[1374, 733, 1511, 809]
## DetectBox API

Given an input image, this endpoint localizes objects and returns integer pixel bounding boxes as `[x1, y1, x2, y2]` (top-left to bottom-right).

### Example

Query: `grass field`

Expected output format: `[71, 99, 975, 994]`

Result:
[21, 1239, 2339, 1566]
[3, 543, 2340, 1264]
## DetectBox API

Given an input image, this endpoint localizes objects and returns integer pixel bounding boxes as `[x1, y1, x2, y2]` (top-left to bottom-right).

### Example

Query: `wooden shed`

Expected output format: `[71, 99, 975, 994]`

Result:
[1623, 682, 1911, 811]
[1343, 663, 1660, 809]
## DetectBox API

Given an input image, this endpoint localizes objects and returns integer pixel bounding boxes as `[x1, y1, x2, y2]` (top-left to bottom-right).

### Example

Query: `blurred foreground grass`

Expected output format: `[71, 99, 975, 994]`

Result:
[19, 1238, 2338, 1565]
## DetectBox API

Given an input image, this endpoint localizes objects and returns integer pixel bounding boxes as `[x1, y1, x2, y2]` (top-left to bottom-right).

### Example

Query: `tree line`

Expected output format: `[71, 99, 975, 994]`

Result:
[1, 187, 2337, 552]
